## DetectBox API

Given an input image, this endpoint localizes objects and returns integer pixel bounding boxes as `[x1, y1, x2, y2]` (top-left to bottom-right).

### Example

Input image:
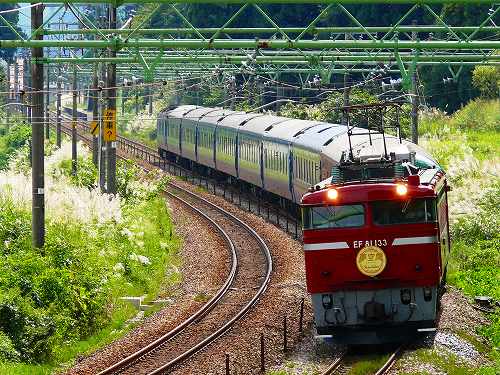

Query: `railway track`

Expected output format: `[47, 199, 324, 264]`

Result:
[321, 346, 401, 375]
[51, 112, 401, 375]
[52, 114, 274, 374]
[51, 109, 302, 240]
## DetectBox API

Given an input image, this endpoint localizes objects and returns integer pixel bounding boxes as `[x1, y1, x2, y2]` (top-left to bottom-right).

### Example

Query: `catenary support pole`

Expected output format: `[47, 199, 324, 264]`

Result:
[72, 66, 78, 175]
[13, 60, 18, 113]
[5, 63, 10, 131]
[56, 65, 62, 147]
[148, 84, 153, 115]
[411, 20, 419, 144]
[45, 65, 50, 139]
[98, 82, 106, 192]
[106, 3, 117, 194]
[92, 64, 99, 166]
[31, 3, 45, 248]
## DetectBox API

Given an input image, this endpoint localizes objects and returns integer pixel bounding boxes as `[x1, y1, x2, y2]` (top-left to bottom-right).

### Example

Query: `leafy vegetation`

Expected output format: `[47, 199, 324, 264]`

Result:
[472, 65, 500, 99]
[420, 98, 499, 370]
[0, 118, 31, 170]
[0, 123, 180, 372]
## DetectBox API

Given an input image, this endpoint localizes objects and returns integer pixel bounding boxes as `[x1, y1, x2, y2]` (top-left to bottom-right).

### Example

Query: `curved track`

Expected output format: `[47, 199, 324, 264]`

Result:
[52, 113, 273, 374]
[321, 346, 401, 375]
[51, 109, 302, 240]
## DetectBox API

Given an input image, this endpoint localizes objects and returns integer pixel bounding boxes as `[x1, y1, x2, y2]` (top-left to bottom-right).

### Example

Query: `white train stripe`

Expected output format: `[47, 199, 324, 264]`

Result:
[304, 242, 349, 251]
[392, 236, 438, 246]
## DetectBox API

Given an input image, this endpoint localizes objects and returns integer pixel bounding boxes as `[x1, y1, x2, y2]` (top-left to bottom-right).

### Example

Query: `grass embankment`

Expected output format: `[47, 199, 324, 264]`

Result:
[0, 118, 181, 374]
[417, 98, 499, 373]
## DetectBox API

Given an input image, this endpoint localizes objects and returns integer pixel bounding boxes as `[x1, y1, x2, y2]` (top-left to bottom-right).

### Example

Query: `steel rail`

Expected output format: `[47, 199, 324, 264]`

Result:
[321, 346, 402, 375]
[320, 352, 347, 374]
[52, 112, 274, 375]
[96, 192, 239, 375]
[148, 182, 273, 375]
[373, 346, 402, 375]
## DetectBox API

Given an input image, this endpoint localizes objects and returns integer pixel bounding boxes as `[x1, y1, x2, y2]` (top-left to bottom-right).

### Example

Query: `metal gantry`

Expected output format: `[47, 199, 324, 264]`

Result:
[0, 0, 499, 248]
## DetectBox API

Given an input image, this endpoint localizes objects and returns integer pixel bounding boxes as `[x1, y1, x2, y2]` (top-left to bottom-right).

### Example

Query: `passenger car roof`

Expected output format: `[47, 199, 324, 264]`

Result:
[218, 111, 262, 129]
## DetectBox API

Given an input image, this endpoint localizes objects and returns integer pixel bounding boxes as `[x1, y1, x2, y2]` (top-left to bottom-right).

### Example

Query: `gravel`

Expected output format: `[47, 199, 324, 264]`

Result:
[65, 197, 230, 374]
[64, 137, 493, 375]
[387, 287, 492, 375]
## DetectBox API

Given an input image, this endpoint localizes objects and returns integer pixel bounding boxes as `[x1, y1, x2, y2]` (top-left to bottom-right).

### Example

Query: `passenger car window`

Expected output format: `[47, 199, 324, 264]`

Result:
[302, 205, 365, 229]
[371, 198, 437, 225]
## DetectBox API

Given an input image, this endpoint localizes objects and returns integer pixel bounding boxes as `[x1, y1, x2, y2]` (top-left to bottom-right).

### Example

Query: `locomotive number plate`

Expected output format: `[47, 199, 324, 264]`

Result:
[356, 246, 387, 277]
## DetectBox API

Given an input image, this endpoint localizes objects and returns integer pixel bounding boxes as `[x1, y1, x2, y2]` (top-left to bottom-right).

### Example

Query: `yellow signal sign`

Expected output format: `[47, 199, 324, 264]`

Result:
[90, 121, 99, 136]
[103, 109, 117, 142]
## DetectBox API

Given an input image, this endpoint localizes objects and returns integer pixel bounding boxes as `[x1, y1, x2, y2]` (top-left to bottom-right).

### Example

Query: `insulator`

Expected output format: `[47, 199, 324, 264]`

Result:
[390, 78, 402, 90]
[394, 162, 405, 178]
[331, 166, 343, 184]
[381, 81, 392, 92]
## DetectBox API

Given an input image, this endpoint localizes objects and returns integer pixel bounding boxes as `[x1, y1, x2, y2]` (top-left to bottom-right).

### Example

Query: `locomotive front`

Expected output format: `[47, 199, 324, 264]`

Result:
[301, 155, 450, 344]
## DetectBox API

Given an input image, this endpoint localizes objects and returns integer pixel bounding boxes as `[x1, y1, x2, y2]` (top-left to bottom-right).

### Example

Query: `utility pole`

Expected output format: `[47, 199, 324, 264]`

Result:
[31, 3, 45, 248]
[148, 84, 153, 115]
[6, 63, 10, 131]
[98, 80, 106, 192]
[411, 20, 419, 144]
[45, 65, 50, 139]
[13, 59, 18, 114]
[92, 65, 99, 166]
[72, 67, 78, 176]
[23, 59, 29, 120]
[135, 89, 139, 114]
[121, 84, 125, 115]
[106, 3, 117, 194]
[99, 63, 106, 191]
[56, 65, 62, 147]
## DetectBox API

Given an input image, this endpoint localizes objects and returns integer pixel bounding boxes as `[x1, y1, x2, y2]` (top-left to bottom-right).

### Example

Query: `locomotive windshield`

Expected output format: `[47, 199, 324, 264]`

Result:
[371, 198, 436, 225]
[302, 205, 365, 229]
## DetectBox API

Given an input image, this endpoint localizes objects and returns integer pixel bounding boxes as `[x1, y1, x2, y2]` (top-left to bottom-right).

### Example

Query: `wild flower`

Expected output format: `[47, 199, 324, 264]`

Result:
[129, 252, 151, 265]
[0, 140, 122, 227]
[113, 263, 125, 272]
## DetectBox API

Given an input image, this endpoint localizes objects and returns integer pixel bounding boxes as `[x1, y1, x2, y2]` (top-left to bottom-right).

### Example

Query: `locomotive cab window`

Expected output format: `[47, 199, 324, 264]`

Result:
[371, 198, 437, 225]
[302, 205, 365, 229]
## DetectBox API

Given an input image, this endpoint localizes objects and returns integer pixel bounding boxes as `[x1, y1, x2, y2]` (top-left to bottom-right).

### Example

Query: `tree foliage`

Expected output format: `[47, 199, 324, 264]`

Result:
[472, 65, 500, 99]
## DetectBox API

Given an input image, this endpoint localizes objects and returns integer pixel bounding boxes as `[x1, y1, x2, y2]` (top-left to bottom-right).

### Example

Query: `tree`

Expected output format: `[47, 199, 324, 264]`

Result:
[472, 65, 500, 99]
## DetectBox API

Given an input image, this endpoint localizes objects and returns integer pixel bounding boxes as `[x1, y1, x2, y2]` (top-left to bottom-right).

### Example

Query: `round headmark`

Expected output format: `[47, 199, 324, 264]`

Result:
[356, 246, 387, 277]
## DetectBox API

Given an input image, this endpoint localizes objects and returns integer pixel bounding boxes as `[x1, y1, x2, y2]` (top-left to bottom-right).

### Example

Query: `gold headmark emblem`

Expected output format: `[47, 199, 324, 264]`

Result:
[356, 246, 387, 277]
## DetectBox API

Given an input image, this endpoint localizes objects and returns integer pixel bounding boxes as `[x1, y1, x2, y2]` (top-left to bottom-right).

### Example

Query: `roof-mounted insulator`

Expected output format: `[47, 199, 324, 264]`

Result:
[331, 166, 343, 184]
[394, 162, 405, 178]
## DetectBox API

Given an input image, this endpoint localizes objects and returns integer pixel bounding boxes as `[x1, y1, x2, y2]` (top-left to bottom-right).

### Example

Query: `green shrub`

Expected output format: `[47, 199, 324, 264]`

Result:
[0, 331, 20, 362]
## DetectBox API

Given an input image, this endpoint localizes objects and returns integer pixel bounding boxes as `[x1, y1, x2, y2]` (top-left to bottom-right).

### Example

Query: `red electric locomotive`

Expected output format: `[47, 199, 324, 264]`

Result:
[301, 147, 450, 344]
